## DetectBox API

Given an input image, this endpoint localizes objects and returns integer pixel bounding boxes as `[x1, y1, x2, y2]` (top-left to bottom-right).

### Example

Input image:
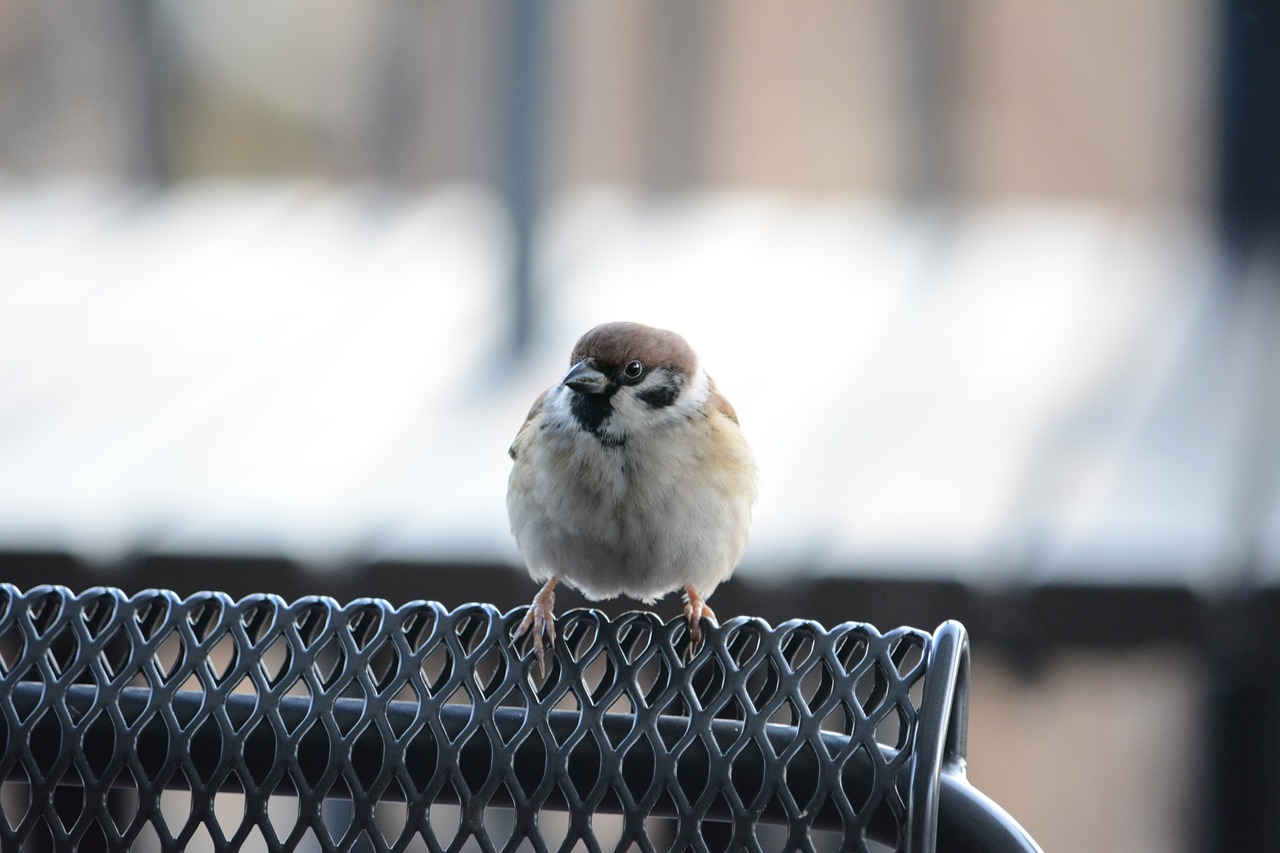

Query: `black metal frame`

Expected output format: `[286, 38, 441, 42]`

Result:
[0, 584, 1039, 852]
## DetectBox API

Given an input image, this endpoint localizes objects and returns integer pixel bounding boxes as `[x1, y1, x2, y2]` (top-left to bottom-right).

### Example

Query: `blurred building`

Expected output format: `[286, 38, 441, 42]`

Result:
[0, 1, 1211, 202]
[1, 1, 1277, 851]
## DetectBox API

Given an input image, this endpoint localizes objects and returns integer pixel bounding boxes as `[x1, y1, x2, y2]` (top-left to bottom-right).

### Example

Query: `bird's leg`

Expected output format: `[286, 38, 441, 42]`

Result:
[682, 585, 717, 657]
[515, 577, 558, 675]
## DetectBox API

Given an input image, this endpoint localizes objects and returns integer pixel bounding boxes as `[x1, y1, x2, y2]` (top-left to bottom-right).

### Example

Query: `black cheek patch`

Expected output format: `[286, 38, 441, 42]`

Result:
[637, 381, 680, 409]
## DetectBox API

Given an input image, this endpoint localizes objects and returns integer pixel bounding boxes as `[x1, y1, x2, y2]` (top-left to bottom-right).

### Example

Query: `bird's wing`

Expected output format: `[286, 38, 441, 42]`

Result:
[707, 380, 740, 425]
[508, 388, 549, 460]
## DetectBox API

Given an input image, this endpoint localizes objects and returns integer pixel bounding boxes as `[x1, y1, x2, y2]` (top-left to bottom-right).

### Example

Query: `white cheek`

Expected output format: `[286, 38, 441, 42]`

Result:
[607, 367, 711, 435]
[673, 369, 711, 420]
[541, 385, 592, 436]
[543, 385, 574, 421]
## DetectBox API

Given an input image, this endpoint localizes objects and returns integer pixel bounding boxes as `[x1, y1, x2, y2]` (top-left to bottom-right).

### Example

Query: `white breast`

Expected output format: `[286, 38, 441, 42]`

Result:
[506, 373, 754, 604]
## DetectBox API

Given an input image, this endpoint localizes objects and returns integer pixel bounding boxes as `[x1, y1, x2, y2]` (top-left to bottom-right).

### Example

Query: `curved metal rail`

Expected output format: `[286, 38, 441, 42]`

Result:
[0, 584, 1039, 852]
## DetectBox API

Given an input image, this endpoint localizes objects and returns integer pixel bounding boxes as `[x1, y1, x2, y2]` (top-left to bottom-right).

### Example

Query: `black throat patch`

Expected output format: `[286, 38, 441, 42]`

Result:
[569, 391, 624, 447]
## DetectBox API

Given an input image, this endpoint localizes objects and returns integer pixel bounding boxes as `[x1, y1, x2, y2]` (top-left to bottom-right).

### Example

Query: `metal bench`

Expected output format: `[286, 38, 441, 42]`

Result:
[0, 584, 1040, 852]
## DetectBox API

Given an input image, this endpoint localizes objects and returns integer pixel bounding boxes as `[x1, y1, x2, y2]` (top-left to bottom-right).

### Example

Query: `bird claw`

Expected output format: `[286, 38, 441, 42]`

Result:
[682, 587, 717, 660]
[514, 580, 557, 676]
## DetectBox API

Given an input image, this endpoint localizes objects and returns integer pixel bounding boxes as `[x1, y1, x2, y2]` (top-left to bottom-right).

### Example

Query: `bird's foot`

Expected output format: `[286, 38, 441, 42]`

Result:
[514, 578, 558, 675]
[682, 586, 717, 659]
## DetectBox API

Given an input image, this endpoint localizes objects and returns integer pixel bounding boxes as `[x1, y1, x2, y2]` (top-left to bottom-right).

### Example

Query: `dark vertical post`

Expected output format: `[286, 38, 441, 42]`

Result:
[121, 0, 173, 186]
[896, 0, 962, 204]
[504, 0, 546, 357]
[1215, 2, 1280, 252]
[1204, 595, 1280, 853]
[1205, 4, 1280, 851]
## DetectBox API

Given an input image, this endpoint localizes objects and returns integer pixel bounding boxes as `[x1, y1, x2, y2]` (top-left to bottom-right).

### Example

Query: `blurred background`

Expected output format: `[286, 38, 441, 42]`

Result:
[1, 0, 1278, 850]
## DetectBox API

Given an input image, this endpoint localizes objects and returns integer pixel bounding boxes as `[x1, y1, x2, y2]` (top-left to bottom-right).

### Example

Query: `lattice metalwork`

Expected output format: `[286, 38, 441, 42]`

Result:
[0, 584, 942, 852]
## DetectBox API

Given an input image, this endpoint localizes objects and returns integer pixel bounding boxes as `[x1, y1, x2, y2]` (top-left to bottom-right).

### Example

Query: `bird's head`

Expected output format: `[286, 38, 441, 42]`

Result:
[560, 322, 705, 441]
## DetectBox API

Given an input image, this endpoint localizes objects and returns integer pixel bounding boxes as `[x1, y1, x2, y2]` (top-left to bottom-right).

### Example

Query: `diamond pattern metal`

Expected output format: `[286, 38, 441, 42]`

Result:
[0, 584, 957, 852]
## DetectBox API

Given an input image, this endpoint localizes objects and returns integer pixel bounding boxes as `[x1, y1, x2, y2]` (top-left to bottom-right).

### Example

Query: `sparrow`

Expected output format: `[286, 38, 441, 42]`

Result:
[507, 321, 756, 670]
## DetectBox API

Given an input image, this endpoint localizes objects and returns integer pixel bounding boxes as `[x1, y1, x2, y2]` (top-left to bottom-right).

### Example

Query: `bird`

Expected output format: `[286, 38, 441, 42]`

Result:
[506, 321, 756, 671]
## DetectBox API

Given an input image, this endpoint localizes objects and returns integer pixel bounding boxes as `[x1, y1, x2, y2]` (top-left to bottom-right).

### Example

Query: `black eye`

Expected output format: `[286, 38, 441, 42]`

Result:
[622, 360, 645, 380]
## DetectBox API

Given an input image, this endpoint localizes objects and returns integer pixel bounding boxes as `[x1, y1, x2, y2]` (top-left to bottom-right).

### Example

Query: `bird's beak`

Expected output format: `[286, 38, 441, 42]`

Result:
[562, 359, 611, 395]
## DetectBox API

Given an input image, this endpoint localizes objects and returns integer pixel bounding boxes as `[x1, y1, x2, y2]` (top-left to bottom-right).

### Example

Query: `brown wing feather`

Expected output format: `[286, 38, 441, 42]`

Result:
[707, 380, 739, 425]
[508, 389, 549, 459]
